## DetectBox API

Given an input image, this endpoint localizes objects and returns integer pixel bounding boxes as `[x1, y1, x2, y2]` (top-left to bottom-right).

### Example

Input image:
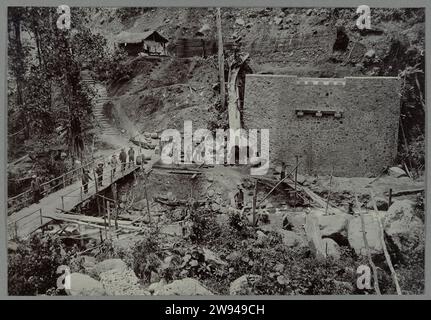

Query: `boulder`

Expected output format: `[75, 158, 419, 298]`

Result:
[388, 166, 407, 178]
[317, 213, 352, 240]
[81, 255, 97, 273]
[364, 49, 376, 58]
[305, 213, 326, 260]
[321, 238, 341, 260]
[230, 275, 262, 295]
[67, 273, 105, 296]
[94, 259, 128, 276]
[348, 214, 384, 255]
[282, 212, 306, 230]
[153, 278, 213, 296]
[7, 241, 18, 252]
[147, 279, 167, 294]
[383, 200, 424, 252]
[203, 248, 227, 266]
[99, 268, 149, 296]
[274, 17, 283, 25]
[235, 18, 245, 26]
[150, 271, 160, 284]
[226, 250, 242, 262]
[256, 230, 268, 245]
[366, 197, 389, 211]
[277, 229, 304, 247]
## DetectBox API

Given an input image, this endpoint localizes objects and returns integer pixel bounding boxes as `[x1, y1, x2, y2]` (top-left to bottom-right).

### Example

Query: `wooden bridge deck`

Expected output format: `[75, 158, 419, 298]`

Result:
[8, 156, 159, 239]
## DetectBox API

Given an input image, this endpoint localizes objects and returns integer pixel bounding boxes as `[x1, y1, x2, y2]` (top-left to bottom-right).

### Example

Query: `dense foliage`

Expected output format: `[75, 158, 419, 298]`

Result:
[8, 234, 77, 295]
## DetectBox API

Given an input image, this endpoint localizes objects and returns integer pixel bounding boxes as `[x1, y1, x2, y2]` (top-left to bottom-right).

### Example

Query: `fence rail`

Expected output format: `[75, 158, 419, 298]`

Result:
[8, 161, 139, 240]
[7, 155, 138, 214]
[60, 161, 136, 210]
[8, 208, 43, 240]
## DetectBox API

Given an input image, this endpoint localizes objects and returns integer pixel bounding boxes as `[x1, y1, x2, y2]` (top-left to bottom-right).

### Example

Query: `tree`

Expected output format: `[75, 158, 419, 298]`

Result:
[8, 7, 109, 164]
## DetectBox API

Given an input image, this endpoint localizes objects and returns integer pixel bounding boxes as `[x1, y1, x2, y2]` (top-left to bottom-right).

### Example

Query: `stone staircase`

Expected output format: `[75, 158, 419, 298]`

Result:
[81, 74, 118, 136]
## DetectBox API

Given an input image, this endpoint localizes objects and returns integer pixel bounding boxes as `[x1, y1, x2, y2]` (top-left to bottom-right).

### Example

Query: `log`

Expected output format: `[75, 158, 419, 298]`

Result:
[355, 193, 381, 295]
[8, 154, 30, 167]
[388, 188, 424, 197]
[52, 210, 135, 227]
[370, 191, 402, 295]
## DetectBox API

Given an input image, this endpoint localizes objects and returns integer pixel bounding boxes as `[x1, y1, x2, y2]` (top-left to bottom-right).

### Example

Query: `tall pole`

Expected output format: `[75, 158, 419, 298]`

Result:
[216, 8, 225, 108]
[144, 172, 151, 225]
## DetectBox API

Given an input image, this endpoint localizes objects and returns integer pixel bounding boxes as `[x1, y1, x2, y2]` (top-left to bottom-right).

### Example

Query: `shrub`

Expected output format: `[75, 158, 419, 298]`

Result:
[188, 206, 222, 244]
[8, 234, 77, 295]
[398, 134, 425, 176]
[225, 242, 359, 295]
[128, 235, 161, 283]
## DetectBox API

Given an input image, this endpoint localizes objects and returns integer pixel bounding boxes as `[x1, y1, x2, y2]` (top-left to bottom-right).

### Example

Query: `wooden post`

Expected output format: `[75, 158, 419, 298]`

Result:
[370, 190, 402, 295]
[251, 180, 258, 226]
[97, 196, 107, 238]
[111, 183, 119, 230]
[324, 166, 334, 215]
[96, 195, 102, 217]
[144, 174, 151, 225]
[294, 155, 298, 209]
[388, 188, 392, 208]
[61, 196, 65, 210]
[216, 7, 225, 108]
[39, 208, 44, 234]
[107, 201, 111, 239]
[80, 186, 83, 202]
[355, 194, 381, 295]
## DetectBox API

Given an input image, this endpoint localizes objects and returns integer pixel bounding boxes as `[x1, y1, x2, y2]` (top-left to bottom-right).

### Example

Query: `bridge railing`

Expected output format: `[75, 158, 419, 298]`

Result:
[8, 161, 139, 240]
[7, 152, 128, 214]
[8, 128, 153, 214]
[60, 161, 138, 210]
[7, 208, 43, 240]
[7, 160, 97, 214]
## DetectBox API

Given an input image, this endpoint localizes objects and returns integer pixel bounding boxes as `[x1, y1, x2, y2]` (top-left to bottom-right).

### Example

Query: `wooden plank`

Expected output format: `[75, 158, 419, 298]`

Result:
[355, 193, 381, 295]
[370, 191, 402, 295]
[49, 211, 135, 226]
[388, 188, 424, 197]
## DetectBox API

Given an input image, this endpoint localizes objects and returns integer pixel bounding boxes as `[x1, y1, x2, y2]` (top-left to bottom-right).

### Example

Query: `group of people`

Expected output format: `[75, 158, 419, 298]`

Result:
[27, 147, 142, 205]
[82, 146, 139, 194]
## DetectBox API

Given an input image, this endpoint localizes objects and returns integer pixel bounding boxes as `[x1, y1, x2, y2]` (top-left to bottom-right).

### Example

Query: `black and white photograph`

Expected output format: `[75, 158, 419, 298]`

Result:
[5, 5, 426, 297]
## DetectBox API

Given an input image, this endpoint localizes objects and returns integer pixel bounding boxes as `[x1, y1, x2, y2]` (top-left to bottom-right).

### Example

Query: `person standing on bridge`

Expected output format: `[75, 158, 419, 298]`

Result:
[95, 163, 104, 187]
[82, 169, 92, 194]
[110, 154, 118, 176]
[128, 147, 135, 168]
[119, 148, 127, 171]
[31, 174, 42, 204]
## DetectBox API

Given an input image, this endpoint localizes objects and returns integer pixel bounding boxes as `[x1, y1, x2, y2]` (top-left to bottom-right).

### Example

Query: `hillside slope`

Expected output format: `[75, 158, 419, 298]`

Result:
[88, 7, 424, 138]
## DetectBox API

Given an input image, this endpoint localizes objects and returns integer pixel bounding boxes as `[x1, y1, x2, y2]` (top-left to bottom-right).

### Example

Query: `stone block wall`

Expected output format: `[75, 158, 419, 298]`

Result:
[243, 74, 400, 177]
